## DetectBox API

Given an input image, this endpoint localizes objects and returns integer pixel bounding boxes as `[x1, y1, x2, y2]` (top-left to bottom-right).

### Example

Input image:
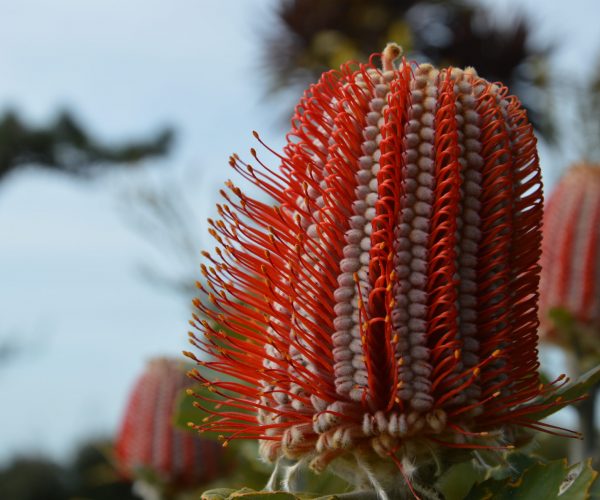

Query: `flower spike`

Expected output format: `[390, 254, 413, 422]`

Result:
[187, 45, 573, 497]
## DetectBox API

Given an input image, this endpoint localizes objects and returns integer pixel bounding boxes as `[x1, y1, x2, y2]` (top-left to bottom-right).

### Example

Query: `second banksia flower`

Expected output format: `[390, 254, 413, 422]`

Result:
[116, 358, 226, 495]
[185, 44, 572, 497]
[540, 164, 600, 344]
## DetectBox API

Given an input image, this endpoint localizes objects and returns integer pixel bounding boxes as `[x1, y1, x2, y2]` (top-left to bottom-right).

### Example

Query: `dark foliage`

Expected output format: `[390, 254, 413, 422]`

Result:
[0, 458, 69, 500]
[0, 110, 174, 180]
[0, 441, 137, 500]
[263, 0, 553, 140]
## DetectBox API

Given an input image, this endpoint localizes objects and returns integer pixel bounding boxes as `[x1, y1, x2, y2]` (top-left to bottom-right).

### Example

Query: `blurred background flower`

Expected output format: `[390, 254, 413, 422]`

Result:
[115, 357, 230, 497]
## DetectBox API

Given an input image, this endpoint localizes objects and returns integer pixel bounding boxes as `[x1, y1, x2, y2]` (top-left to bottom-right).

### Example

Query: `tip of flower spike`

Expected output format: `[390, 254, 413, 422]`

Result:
[382, 42, 403, 71]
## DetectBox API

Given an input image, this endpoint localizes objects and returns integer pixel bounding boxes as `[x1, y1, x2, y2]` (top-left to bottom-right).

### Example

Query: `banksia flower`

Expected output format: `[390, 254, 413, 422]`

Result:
[540, 164, 600, 343]
[186, 44, 572, 496]
[116, 357, 226, 493]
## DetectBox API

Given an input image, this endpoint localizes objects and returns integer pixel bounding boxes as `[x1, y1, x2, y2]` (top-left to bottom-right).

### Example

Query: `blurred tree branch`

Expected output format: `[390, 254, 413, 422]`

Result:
[119, 174, 205, 300]
[0, 109, 174, 180]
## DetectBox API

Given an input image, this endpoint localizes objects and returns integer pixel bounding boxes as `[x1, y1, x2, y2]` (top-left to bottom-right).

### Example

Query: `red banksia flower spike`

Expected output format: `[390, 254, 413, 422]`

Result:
[186, 43, 576, 497]
[540, 164, 600, 344]
[116, 357, 226, 495]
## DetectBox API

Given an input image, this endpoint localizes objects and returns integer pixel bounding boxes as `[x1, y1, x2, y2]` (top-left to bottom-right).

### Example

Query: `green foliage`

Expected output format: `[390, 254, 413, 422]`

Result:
[263, 0, 554, 140]
[201, 457, 600, 499]
[0, 457, 69, 500]
[464, 458, 598, 499]
[0, 440, 137, 500]
[200, 489, 382, 499]
[201, 489, 303, 499]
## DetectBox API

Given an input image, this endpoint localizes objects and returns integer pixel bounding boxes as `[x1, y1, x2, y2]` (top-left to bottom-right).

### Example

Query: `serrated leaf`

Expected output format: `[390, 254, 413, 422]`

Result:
[525, 364, 600, 421]
[201, 488, 238, 499]
[506, 460, 566, 498]
[465, 459, 564, 499]
[200, 488, 385, 500]
[464, 458, 600, 500]
[590, 468, 600, 499]
[559, 460, 598, 499]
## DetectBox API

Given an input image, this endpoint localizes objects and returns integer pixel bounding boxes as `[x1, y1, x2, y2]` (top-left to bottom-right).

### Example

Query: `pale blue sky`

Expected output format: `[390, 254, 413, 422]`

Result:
[0, 0, 598, 464]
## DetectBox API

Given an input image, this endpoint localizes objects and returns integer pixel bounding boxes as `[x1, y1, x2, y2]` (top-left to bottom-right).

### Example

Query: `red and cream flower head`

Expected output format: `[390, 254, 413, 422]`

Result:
[116, 357, 226, 491]
[540, 164, 600, 344]
[185, 44, 571, 497]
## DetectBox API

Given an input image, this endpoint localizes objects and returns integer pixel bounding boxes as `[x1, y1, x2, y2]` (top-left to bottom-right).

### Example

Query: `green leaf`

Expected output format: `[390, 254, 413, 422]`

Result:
[464, 458, 599, 499]
[435, 460, 485, 500]
[199, 488, 385, 499]
[525, 364, 600, 421]
[200, 489, 310, 500]
[560, 460, 599, 499]
[228, 489, 300, 499]
[590, 466, 600, 499]
[201, 488, 238, 500]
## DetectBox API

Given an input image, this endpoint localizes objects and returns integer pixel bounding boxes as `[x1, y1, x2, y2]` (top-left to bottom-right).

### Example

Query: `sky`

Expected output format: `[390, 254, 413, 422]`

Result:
[0, 0, 599, 465]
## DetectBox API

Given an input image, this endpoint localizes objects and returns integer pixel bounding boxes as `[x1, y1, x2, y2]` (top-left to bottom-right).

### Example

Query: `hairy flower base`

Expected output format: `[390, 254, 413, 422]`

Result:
[262, 409, 448, 465]
[185, 44, 575, 496]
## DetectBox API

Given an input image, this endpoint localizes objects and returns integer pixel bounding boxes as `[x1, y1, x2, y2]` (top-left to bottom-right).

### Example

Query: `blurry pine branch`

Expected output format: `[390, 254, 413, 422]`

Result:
[0, 109, 174, 180]
[262, 0, 554, 140]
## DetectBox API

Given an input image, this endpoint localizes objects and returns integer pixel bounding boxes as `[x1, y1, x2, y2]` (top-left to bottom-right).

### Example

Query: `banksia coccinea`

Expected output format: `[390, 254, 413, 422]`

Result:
[540, 164, 600, 343]
[116, 358, 226, 492]
[186, 44, 572, 496]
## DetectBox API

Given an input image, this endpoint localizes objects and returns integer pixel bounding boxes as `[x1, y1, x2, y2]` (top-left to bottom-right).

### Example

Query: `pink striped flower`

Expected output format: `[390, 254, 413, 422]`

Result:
[185, 44, 572, 496]
[540, 164, 600, 341]
[116, 357, 226, 490]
